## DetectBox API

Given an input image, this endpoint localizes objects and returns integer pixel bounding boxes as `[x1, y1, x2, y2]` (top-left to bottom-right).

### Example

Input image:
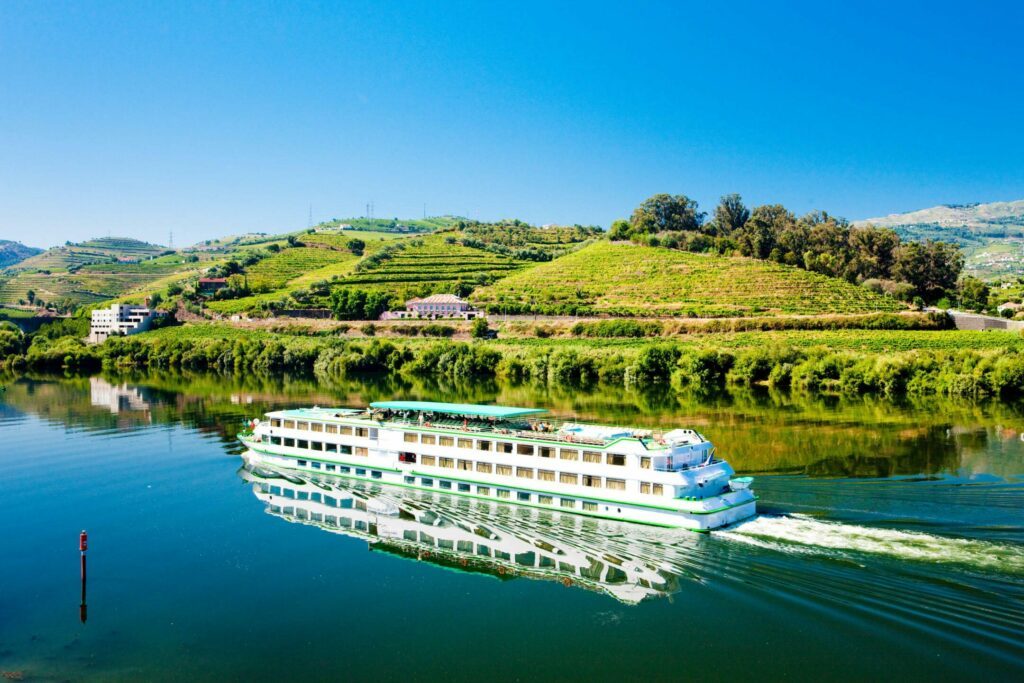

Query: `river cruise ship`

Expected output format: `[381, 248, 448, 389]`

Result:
[238, 401, 756, 531]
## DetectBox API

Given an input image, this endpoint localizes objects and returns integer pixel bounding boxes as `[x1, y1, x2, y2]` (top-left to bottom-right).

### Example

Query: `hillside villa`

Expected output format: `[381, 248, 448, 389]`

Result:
[381, 294, 481, 320]
[88, 303, 163, 344]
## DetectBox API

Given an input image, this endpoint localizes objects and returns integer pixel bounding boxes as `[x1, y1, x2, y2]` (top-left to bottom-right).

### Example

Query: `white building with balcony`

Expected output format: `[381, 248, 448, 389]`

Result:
[89, 303, 161, 343]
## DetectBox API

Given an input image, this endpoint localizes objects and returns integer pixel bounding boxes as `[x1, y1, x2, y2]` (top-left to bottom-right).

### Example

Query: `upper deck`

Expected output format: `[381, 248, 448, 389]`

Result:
[264, 401, 707, 453]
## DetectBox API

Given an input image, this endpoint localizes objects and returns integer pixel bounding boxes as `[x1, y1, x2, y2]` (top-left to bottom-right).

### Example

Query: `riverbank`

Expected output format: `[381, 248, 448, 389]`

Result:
[5, 320, 1024, 401]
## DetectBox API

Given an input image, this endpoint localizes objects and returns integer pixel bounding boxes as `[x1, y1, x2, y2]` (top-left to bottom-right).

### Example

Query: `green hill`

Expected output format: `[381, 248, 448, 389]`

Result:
[470, 241, 905, 317]
[0, 240, 44, 269]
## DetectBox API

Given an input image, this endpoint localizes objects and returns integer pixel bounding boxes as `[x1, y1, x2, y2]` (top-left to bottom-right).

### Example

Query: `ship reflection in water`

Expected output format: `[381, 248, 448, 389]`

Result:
[239, 463, 705, 604]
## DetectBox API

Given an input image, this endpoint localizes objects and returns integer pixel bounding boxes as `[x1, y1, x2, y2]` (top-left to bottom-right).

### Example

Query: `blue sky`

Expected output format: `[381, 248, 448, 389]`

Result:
[1, 0, 1022, 248]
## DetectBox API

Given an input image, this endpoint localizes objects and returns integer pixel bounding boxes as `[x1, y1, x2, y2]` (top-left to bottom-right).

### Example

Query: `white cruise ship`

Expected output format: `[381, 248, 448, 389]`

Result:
[238, 400, 756, 531]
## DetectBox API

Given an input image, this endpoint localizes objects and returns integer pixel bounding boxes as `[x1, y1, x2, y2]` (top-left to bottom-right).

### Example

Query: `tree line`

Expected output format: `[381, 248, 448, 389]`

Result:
[610, 193, 965, 303]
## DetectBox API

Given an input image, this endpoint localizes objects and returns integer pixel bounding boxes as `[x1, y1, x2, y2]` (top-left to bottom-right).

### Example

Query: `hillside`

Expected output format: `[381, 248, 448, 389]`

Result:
[0, 240, 44, 269]
[470, 241, 904, 317]
[857, 200, 1024, 278]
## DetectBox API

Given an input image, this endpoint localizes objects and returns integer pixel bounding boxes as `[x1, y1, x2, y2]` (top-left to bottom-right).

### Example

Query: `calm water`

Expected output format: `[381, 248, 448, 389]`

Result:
[1, 372, 1023, 681]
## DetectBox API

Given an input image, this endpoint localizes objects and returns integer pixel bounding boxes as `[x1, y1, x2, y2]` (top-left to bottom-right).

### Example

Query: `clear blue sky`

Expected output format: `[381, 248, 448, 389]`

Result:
[2, 0, 1022, 248]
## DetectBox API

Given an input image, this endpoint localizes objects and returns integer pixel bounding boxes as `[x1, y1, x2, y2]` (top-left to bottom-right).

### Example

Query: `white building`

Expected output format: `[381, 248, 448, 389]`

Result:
[381, 294, 480, 320]
[89, 303, 160, 343]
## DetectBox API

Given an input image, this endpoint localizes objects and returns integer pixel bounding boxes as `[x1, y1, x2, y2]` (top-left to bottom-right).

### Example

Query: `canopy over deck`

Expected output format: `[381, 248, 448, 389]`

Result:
[370, 401, 547, 419]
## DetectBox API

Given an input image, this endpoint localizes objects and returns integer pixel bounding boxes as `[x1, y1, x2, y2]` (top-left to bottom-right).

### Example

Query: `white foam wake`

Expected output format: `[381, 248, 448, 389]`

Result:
[715, 514, 1024, 575]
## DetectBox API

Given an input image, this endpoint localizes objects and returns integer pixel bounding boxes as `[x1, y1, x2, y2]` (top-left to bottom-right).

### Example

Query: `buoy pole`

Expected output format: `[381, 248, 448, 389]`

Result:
[79, 530, 88, 624]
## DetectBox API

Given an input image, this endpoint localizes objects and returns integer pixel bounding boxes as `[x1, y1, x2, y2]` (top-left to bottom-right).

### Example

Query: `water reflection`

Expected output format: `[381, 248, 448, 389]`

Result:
[239, 463, 712, 604]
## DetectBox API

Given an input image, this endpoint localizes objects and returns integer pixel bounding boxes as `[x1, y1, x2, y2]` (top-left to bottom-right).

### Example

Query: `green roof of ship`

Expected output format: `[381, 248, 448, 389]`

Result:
[370, 401, 546, 419]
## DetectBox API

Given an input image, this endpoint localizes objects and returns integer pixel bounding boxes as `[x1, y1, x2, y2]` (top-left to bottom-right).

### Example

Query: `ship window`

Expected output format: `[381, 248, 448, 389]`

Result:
[641, 457, 652, 469]
[478, 440, 491, 451]
[582, 475, 601, 488]
[582, 502, 598, 512]
[559, 449, 578, 461]
[560, 498, 576, 508]
[477, 486, 490, 496]
[458, 483, 471, 492]
[355, 428, 368, 438]
[497, 489, 511, 499]
[458, 459, 472, 471]
[516, 467, 534, 479]
[517, 492, 531, 502]
[312, 461, 322, 469]
[313, 442, 324, 451]
[270, 486, 282, 496]
[405, 476, 415, 484]
[283, 420, 295, 429]
[438, 539, 454, 550]
[421, 477, 433, 486]
[271, 418, 282, 428]
[582, 451, 601, 464]
[283, 438, 295, 447]
[398, 452, 417, 463]
[538, 495, 553, 505]
[356, 468, 366, 476]
[325, 515, 337, 526]
[271, 436, 282, 446]
[371, 471, 382, 479]
[652, 484, 664, 496]
[559, 472, 578, 485]
[606, 478, 626, 491]
[340, 445, 352, 455]
[340, 466, 350, 474]
[354, 447, 368, 457]
[499, 442, 514, 454]
[458, 438, 473, 449]
[496, 464, 512, 476]
[421, 455, 436, 466]
[607, 454, 626, 467]
[421, 435, 436, 445]
[439, 480, 452, 489]
[326, 424, 338, 434]
[311, 492, 322, 502]
[404, 432, 418, 443]
[457, 540, 473, 552]
[476, 462, 493, 474]
[282, 488, 295, 499]
[339, 426, 353, 436]
[640, 482, 652, 494]
[326, 464, 336, 472]
[296, 421, 309, 431]
[439, 457, 454, 469]
[537, 469, 555, 482]
[297, 460, 307, 467]
[311, 423, 323, 433]
[324, 495, 337, 506]
[439, 436, 454, 447]
[539, 447, 554, 458]
[516, 444, 534, 456]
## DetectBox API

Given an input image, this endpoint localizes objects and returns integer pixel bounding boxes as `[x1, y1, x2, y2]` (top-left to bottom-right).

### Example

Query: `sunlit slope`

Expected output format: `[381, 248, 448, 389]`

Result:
[471, 241, 904, 316]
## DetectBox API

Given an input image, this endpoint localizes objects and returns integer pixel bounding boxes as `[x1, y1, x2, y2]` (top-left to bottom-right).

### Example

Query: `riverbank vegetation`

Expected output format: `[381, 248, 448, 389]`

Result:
[6, 322, 1024, 402]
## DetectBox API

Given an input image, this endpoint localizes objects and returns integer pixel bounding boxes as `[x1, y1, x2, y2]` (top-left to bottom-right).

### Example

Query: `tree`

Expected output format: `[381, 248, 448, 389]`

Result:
[608, 219, 632, 241]
[346, 238, 366, 256]
[470, 317, 490, 339]
[711, 194, 749, 236]
[737, 205, 794, 259]
[894, 240, 964, 303]
[629, 194, 706, 235]
[26, 289, 35, 305]
[846, 226, 900, 282]
[957, 276, 989, 311]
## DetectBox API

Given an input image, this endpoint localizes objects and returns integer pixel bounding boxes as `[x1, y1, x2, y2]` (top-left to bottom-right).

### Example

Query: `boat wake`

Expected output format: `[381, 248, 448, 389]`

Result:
[715, 514, 1024, 575]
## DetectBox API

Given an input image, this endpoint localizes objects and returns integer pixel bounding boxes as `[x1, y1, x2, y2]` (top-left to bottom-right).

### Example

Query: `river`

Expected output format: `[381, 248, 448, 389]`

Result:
[1, 372, 1022, 681]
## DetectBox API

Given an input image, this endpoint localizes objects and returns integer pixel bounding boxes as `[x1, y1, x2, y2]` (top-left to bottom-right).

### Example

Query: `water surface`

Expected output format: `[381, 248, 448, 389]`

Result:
[1, 373, 1022, 681]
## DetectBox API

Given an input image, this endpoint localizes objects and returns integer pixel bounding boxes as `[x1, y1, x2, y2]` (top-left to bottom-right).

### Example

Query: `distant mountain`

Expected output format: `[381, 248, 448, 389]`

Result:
[0, 240, 44, 269]
[856, 200, 1024, 279]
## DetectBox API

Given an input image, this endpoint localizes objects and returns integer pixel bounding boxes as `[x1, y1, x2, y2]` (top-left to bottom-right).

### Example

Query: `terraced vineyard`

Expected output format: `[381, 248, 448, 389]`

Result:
[11, 237, 167, 272]
[244, 247, 360, 290]
[331, 234, 528, 296]
[471, 240, 905, 317]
